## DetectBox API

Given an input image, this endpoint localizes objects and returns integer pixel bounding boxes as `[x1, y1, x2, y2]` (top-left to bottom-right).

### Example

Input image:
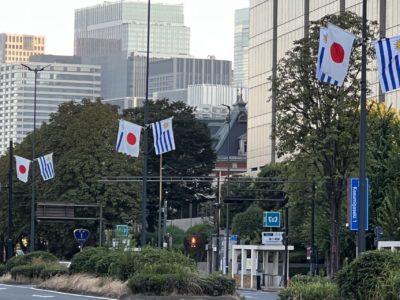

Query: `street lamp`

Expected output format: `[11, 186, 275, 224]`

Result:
[21, 63, 51, 252]
[222, 104, 231, 275]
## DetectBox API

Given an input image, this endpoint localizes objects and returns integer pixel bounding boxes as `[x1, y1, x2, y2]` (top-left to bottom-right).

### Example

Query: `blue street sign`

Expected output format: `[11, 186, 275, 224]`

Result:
[230, 234, 238, 241]
[73, 228, 90, 244]
[263, 211, 281, 228]
[349, 178, 368, 231]
[116, 225, 129, 237]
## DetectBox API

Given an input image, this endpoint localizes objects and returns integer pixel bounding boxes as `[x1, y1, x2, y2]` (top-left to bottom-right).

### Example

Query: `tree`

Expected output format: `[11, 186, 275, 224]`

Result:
[272, 12, 377, 275]
[0, 99, 142, 257]
[123, 99, 216, 228]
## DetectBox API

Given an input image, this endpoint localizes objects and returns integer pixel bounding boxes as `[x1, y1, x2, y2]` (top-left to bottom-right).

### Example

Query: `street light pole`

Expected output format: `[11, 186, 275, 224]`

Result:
[21, 63, 50, 252]
[222, 104, 231, 275]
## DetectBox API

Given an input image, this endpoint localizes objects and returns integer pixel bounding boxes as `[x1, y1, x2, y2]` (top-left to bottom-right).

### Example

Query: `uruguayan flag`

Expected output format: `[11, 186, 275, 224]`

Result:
[38, 153, 55, 181]
[374, 35, 400, 93]
[151, 117, 176, 155]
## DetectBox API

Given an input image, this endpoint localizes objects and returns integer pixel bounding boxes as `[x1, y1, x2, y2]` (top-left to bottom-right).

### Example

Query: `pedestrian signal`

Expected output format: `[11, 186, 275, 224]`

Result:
[190, 236, 198, 248]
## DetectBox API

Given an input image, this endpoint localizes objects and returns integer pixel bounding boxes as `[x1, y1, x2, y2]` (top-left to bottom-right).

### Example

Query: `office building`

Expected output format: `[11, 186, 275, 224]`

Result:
[248, 0, 395, 173]
[233, 8, 249, 88]
[0, 33, 45, 63]
[0, 59, 101, 155]
[149, 57, 232, 101]
[74, 1, 190, 59]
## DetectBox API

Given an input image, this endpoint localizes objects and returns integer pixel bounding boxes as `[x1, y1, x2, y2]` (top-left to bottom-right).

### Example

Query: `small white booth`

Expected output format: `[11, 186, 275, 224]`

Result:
[378, 241, 400, 251]
[231, 243, 294, 289]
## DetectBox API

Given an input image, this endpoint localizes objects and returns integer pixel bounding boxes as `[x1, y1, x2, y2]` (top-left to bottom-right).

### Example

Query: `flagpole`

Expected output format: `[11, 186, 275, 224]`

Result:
[158, 154, 163, 247]
[140, 0, 151, 247]
[357, 0, 367, 255]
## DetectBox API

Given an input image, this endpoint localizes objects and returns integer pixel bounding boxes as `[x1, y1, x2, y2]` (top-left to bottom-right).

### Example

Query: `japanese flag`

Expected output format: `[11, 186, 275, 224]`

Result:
[319, 23, 355, 86]
[116, 119, 142, 157]
[15, 155, 31, 183]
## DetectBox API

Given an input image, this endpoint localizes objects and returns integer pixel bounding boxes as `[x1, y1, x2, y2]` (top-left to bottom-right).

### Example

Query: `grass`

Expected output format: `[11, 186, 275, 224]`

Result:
[38, 274, 130, 299]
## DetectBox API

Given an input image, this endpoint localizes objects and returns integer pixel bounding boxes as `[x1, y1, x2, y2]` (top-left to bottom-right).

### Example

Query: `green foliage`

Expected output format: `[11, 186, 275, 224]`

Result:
[273, 11, 378, 274]
[124, 99, 216, 225]
[0, 264, 6, 276]
[69, 247, 111, 274]
[278, 278, 338, 300]
[198, 272, 235, 296]
[232, 204, 263, 243]
[10, 263, 68, 280]
[336, 250, 400, 300]
[166, 225, 185, 252]
[371, 268, 400, 300]
[185, 223, 213, 261]
[6, 251, 58, 272]
[377, 185, 400, 240]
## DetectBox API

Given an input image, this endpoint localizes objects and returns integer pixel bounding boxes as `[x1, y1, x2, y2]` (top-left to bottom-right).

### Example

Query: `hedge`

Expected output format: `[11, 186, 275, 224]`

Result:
[336, 250, 400, 300]
[279, 276, 338, 300]
[5, 251, 58, 272]
[10, 263, 68, 280]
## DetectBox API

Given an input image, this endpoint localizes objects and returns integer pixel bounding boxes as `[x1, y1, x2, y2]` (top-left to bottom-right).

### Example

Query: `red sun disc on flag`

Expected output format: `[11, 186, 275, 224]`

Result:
[330, 42, 345, 63]
[127, 132, 137, 145]
[19, 165, 26, 174]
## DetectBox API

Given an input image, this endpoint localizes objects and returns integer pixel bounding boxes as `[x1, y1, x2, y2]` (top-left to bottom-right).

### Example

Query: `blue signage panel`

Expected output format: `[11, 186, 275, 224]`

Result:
[116, 225, 129, 237]
[73, 228, 90, 244]
[263, 211, 281, 228]
[349, 178, 368, 231]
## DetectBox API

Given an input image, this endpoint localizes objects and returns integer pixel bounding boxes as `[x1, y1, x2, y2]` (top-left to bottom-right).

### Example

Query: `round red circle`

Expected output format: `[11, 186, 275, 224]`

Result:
[127, 132, 137, 145]
[330, 42, 345, 63]
[19, 165, 26, 174]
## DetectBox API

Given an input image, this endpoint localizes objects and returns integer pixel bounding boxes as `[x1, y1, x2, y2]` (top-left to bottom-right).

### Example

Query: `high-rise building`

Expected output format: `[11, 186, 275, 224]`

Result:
[74, 1, 190, 59]
[0, 33, 45, 63]
[149, 57, 232, 101]
[247, 0, 395, 173]
[0, 59, 101, 154]
[233, 8, 249, 88]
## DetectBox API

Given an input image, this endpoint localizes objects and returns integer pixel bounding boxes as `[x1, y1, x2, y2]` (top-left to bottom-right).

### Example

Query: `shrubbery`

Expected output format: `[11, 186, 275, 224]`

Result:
[279, 275, 338, 300]
[0, 264, 6, 276]
[5, 251, 58, 272]
[10, 263, 68, 280]
[336, 250, 400, 300]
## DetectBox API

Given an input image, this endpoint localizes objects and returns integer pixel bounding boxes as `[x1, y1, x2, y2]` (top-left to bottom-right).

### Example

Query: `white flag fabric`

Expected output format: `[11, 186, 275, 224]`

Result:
[319, 23, 355, 86]
[116, 119, 142, 157]
[151, 117, 176, 155]
[38, 153, 55, 181]
[316, 27, 329, 81]
[374, 35, 400, 93]
[15, 155, 31, 183]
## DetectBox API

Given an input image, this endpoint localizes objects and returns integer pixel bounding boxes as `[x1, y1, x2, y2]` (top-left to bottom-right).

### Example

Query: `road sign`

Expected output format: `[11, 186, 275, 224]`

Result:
[230, 234, 238, 241]
[263, 211, 281, 227]
[348, 178, 368, 231]
[116, 225, 129, 237]
[73, 228, 90, 244]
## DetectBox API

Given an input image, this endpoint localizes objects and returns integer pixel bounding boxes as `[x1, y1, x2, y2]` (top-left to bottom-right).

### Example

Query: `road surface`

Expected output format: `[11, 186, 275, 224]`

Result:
[237, 289, 279, 300]
[0, 284, 116, 300]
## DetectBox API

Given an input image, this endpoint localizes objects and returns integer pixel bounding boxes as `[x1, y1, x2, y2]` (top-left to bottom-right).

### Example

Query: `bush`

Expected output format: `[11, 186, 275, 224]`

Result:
[10, 263, 68, 280]
[6, 251, 58, 272]
[0, 264, 6, 276]
[199, 272, 235, 296]
[69, 247, 110, 274]
[279, 277, 338, 300]
[336, 250, 400, 300]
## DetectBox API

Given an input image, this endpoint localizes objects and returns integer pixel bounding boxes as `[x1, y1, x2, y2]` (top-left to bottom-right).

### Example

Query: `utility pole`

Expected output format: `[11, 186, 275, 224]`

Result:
[7, 140, 13, 259]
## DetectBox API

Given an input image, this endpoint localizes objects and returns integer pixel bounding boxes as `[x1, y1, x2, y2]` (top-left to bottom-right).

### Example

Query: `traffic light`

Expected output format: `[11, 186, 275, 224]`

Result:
[190, 235, 198, 248]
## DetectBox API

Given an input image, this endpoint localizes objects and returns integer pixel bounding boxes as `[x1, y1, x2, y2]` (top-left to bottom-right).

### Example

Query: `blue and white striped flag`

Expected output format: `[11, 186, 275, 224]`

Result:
[374, 35, 400, 93]
[38, 153, 55, 181]
[151, 117, 176, 155]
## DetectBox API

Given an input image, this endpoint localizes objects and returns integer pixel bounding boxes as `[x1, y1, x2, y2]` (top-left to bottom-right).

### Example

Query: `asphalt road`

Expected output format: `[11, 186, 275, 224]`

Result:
[0, 284, 116, 300]
[236, 289, 279, 300]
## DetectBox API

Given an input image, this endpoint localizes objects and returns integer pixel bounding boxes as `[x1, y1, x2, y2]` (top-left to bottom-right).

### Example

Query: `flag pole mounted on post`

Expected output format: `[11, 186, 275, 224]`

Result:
[358, 0, 368, 255]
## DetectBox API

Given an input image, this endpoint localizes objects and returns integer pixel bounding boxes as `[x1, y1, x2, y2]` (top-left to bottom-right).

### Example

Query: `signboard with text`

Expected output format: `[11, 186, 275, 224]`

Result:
[348, 178, 368, 231]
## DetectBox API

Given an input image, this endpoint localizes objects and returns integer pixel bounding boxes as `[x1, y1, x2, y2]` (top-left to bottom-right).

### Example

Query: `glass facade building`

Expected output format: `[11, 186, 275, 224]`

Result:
[248, 0, 399, 172]
[234, 8, 250, 88]
[0, 62, 101, 155]
[74, 1, 190, 58]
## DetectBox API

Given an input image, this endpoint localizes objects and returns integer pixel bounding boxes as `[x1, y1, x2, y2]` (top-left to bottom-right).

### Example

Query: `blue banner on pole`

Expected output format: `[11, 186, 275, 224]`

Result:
[348, 178, 368, 231]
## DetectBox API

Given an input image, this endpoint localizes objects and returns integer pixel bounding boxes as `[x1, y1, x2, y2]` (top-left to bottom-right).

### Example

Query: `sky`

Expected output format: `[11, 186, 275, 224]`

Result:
[0, 0, 249, 61]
